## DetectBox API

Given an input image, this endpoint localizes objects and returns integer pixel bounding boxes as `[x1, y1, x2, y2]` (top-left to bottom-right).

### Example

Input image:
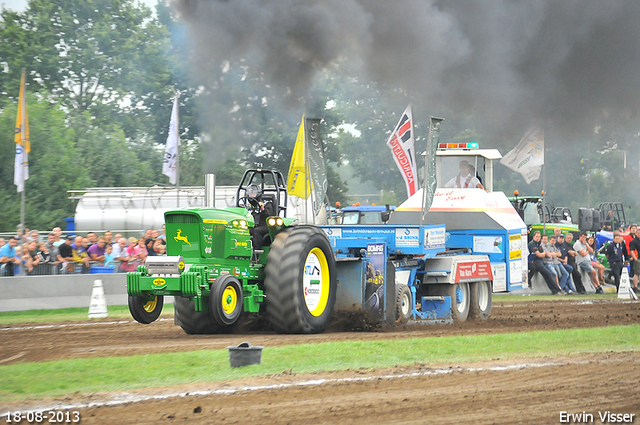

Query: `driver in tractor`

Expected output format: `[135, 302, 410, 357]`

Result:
[245, 184, 276, 250]
[445, 160, 485, 190]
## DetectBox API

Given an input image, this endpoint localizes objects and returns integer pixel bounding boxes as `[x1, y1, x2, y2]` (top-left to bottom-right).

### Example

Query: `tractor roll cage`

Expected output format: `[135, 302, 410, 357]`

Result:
[236, 169, 288, 217]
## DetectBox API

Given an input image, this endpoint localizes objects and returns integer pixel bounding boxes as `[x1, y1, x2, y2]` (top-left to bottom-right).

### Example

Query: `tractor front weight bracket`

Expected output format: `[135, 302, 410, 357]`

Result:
[243, 283, 264, 313]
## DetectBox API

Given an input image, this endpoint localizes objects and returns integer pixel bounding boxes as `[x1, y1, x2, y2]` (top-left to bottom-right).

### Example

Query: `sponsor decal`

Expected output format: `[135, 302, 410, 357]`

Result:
[153, 278, 166, 287]
[395, 228, 419, 247]
[509, 260, 523, 285]
[303, 254, 324, 310]
[203, 219, 227, 224]
[509, 234, 522, 260]
[174, 229, 191, 246]
[492, 263, 508, 292]
[455, 260, 493, 282]
[424, 226, 446, 249]
[304, 287, 321, 296]
[365, 243, 386, 317]
[473, 236, 503, 253]
[323, 228, 342, 238]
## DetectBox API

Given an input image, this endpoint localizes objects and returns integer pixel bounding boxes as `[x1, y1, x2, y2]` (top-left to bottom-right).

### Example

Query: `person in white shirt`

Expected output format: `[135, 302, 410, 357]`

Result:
[445, 160, 484, 189]
[573, 232, 604, 294]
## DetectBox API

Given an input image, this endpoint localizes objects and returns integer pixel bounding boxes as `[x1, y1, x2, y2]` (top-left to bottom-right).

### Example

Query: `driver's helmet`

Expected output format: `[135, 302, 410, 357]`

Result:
[246, 184, 262, 200]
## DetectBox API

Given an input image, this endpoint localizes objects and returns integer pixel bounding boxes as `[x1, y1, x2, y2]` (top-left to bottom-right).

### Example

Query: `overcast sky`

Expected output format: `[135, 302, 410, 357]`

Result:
[0, 0, 158, 12]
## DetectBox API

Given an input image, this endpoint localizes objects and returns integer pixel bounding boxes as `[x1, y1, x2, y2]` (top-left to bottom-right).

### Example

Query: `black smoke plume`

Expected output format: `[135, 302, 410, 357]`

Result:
[173, 0, 640, 142]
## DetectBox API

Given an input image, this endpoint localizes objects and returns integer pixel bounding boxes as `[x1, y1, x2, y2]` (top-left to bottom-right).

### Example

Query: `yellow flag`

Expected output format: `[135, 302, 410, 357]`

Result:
[14, 69, 30, 153]
[287, 115, 311, 198]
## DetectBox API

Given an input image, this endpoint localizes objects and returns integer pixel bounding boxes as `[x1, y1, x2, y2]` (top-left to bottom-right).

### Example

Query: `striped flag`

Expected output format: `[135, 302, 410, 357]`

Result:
[387, 105, 419, 197]
[14, 69, 30, 193]
[305, 117, 327, 215]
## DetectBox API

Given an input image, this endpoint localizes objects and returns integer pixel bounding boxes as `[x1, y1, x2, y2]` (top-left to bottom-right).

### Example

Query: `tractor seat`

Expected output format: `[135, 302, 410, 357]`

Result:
[260, 194, 278, 216]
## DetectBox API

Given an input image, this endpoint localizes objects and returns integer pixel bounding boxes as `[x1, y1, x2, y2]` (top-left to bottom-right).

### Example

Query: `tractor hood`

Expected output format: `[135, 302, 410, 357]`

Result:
[165, 207, 255, 227]
[164, 207, 254, 261]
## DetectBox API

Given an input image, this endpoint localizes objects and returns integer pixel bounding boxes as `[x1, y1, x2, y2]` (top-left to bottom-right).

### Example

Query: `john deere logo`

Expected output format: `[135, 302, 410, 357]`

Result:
[178, 261, 185, 270]
[153, 278, 166, 287]
[174, 229, 191, 246]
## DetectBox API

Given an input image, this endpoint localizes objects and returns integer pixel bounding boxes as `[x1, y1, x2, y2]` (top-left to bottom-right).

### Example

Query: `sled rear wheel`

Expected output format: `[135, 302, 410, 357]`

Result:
[469, 281, 492, 320]
[396, 285, 413, 323]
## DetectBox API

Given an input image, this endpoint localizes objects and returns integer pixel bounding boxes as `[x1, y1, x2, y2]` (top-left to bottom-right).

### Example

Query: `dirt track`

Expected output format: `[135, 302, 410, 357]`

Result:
[1, 298, 639, 424]
[1, 298, 638, 365]
[73, 352, 640, 425]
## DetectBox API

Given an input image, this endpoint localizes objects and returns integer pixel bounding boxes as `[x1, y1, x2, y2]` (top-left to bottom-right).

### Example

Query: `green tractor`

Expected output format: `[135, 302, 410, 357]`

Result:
[126, 169, 337, 334]
[508, 192, 579, 241]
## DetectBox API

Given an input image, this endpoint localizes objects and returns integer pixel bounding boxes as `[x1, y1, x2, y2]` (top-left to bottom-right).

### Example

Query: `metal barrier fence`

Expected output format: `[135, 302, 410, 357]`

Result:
[0, 260, 144, 277]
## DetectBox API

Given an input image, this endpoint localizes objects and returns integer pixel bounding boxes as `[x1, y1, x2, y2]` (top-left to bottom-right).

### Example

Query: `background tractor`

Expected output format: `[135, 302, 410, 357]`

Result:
[508, 192, 579, 241]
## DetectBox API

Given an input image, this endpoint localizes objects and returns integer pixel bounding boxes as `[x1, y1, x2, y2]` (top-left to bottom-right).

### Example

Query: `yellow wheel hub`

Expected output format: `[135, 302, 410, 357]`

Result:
[143, 297, 158, 313]
[222, 286, 238, 315]
[304, 248, 330, 317]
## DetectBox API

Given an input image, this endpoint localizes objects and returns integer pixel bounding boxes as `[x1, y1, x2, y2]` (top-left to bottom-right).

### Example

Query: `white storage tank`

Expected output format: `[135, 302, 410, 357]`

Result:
[69, 185, 326, 234]
[69, 185, 239, 234]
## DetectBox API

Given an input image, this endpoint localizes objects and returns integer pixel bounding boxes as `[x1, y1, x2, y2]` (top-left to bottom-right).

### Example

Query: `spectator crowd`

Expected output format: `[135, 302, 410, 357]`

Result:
[0, 226, 167, 276]
[528, 225, 640, 295]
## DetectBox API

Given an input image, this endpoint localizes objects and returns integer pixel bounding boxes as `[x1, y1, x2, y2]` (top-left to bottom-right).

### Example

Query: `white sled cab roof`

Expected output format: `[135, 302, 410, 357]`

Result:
[390, 188, 526, 231]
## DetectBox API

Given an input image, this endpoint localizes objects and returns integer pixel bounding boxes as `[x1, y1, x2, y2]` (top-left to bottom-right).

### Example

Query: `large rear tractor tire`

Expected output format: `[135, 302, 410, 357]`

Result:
[174, 296, 233, 335]
[129, 295, 164, 324]
[427, 283, 470, 322]
[210, 275, 243, 326]
[395, 285, 413, 323]
[469, 281, 492, 320]
[264, 226, 337, 334]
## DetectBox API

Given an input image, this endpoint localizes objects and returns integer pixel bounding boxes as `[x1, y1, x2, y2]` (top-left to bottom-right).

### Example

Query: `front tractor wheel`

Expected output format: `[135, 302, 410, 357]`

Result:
[129, 295, 164, 324]
[174, 297, 233, 335]
[210, 275, 243, 326]
[264, 226, 337, 334]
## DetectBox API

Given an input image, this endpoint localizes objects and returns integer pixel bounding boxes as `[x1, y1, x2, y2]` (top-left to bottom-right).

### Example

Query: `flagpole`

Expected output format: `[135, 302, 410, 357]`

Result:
[20, 67, 27, 239]
[20, 192, 25, 235]
[304, 117, 308, 223]
[421, 113, 430, 226]
[304, 117, 313, 225]
[175, 92, 180, 208]
[542, 148, 546, 235]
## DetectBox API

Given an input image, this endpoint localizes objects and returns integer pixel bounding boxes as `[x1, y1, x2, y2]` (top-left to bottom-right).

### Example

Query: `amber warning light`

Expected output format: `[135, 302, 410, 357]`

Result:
[437, 142, 479, 149]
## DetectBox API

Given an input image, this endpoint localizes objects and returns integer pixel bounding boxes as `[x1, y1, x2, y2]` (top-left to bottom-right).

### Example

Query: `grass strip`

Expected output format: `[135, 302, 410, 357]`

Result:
[0, 305, 174, 324]
[1, 324, 638, 401]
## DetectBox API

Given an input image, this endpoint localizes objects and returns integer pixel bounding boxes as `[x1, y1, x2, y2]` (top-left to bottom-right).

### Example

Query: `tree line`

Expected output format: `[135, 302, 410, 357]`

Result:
[1, 0, 638, 233]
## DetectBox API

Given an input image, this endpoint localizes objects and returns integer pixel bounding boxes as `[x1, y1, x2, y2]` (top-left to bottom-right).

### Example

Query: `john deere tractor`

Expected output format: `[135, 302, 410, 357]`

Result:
[126, 169, 337, 334]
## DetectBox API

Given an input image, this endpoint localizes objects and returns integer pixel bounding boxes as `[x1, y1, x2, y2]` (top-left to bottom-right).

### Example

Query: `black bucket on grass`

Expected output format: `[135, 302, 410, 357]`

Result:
[227, 342, 264, 368]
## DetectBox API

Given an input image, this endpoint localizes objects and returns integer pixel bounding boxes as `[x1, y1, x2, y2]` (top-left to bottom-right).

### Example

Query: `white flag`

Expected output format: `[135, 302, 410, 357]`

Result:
[162, 96, 179, 185]
[14, 144, 28, 193]
[14, 68, 30, 193]
[387, 105, 419, 197]
[500, 126, 544, 184]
